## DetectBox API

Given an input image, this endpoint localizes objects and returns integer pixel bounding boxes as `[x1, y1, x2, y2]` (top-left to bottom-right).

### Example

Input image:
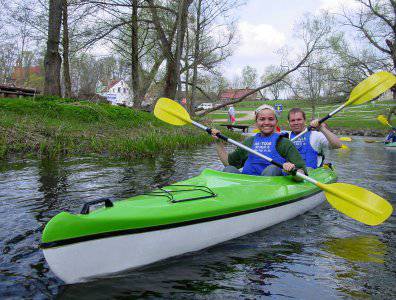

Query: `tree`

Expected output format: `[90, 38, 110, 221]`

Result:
[44, 0, 63, 96]
[186, 0, 240, 113]
[261, 65, 288, 100]
[147, 0, 193, 99]
[297, 54, 330, 118]
[109, 0, 165, 108]
[341, 0, 396, 97]
[189, 0, 202, 115]
[241, 65, 258, 88]
[197, 11, 332, 116]
[0, 42, 19, 84]
[62, 0, 72, 98]
[291, 13, 334, 117]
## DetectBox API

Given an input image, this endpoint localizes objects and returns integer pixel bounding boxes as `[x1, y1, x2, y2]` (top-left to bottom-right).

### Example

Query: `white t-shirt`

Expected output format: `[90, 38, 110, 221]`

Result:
[309, 131, 330, 154]
[228, 106, 235, 116]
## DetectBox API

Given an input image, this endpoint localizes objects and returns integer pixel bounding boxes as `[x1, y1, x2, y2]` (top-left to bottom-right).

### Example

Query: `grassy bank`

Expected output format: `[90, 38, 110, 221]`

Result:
[0, 96, 241, 159]
[211, 98, 395, 132]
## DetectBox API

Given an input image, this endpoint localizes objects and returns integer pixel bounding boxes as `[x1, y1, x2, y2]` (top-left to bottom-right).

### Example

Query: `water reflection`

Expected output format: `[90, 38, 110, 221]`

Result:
[322, 235, 386, 264]
[321, 235, 392, 299]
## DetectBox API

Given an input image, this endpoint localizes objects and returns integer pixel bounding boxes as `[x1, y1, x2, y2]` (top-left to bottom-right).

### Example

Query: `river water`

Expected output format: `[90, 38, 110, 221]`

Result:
[0, 136, 395, 299]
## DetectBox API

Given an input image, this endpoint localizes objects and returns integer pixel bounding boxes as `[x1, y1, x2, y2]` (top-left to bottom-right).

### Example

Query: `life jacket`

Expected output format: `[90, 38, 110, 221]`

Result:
[242, 133, 286, 176]
[289, 131, 319, 169]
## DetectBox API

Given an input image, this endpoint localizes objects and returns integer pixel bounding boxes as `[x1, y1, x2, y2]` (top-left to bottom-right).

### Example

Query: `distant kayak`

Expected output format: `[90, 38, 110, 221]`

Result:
[384, 142, 396, 149]
[41, 167, 337, 284]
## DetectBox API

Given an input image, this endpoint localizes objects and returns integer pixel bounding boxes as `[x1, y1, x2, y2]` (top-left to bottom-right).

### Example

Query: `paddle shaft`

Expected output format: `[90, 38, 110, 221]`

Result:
[191, 120, 318, 185]
[291, 104, 346, 141]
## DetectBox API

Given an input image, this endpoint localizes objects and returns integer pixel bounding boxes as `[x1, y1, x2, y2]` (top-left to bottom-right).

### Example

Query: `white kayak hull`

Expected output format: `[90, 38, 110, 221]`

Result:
[43, 191, 326, 284]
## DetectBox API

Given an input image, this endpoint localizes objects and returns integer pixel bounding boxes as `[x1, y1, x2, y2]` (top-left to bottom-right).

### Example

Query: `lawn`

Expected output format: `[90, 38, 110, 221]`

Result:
[208, 98, 395, 131]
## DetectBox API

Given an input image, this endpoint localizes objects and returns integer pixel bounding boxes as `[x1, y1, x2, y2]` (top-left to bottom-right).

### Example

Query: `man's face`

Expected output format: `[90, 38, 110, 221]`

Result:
[288, 112, 306, 133]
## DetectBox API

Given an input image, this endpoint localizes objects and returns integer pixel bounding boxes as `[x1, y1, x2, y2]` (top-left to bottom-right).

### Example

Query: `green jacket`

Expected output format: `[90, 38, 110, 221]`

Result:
[228, 135, 307, 173]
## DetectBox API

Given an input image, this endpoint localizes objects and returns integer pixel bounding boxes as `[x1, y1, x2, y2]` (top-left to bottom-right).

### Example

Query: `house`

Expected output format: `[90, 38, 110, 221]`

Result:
[97, 80, 133, 107]
[219, 88, 264, 102]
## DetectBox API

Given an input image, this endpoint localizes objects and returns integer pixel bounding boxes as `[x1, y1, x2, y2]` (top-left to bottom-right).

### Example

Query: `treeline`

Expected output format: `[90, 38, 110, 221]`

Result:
[0, 0, 395, 116]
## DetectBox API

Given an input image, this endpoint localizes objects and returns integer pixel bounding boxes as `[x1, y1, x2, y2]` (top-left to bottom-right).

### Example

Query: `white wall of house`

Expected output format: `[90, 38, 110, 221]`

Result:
[100, 80, 133, 107]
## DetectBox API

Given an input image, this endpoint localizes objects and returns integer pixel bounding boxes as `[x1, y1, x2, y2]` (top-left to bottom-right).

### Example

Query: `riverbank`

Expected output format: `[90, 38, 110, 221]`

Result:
[0, 96, 241, 159]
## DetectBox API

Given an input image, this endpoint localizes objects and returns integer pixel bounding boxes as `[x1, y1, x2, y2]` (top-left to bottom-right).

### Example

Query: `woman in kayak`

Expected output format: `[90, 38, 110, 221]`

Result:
[211, 104, 307, 177]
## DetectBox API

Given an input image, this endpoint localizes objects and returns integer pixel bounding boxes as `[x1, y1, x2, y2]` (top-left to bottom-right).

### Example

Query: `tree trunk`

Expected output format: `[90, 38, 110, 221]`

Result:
[184, 26, 190, 111]
[131, 0, 142, 109]
[164, 0, 192, 99]
[311, 98, 317, 120]
[189, 0, 202, 116]
[62, 0, 72, 98]
[164, 61, 177, 98]
[44, 0, 63, 96]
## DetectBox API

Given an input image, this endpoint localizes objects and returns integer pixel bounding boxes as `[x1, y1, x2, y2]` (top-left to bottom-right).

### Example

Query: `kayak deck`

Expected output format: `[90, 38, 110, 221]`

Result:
[42, 167, 337, 246]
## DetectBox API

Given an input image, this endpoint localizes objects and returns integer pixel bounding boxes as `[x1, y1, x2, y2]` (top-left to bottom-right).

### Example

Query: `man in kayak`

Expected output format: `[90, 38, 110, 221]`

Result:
[287, 108, 342, 169]
[211, 104, 307, 177]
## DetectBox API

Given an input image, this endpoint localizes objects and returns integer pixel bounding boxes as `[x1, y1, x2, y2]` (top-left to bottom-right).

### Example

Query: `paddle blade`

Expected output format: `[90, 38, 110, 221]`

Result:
[340, 144, 350, 150]
[340, 137, 352, 142]
[318, 182, 393, 226]
[347, 71, 396, 106]
[154, 97, 192, 126]
[377, 115, 392, 127]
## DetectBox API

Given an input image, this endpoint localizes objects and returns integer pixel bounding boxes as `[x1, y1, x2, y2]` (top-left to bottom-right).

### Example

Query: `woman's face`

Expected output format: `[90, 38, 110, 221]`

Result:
[256, 109, 277, 135]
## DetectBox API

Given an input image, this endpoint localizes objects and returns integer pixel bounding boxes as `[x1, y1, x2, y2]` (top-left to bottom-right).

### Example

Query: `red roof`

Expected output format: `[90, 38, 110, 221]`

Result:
[108, 79, 120, 89]
[12, 66, 42, 80]
[101, 80, 121, 92]
[219, 88, 256, 100]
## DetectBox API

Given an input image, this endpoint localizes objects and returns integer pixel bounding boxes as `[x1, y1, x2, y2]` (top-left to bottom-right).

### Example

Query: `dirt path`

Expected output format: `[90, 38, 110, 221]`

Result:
[212, 110, 255, 123]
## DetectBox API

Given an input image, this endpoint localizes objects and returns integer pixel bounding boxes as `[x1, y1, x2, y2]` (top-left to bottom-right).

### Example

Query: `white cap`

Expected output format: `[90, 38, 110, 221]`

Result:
[255, 104, 278, 119]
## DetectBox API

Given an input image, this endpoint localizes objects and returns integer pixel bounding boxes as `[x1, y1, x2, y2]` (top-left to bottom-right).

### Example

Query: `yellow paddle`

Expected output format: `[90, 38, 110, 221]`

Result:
[291, 71, 396, 142]
[377, 115, 395, 129]
[154, 97, 393, 226]
[340, 137, 352, 142]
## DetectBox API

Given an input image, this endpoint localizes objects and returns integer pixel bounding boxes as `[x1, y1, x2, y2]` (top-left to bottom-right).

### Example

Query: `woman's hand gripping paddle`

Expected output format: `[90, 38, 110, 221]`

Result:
[154, 97, 393, 226]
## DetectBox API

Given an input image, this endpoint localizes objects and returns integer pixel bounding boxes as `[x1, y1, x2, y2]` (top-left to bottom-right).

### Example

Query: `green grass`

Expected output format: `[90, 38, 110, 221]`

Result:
[211, 98, 395, 131]
[0, 96, 242, 159]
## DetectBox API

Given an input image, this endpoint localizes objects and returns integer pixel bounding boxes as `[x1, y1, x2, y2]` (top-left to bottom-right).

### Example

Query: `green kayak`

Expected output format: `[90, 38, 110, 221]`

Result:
[41, 167, 337, 283]
[385, 142, 396, 149]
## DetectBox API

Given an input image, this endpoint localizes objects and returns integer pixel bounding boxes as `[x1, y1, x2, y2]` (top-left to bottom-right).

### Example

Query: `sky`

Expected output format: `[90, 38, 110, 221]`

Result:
[221, 0, 357, 80]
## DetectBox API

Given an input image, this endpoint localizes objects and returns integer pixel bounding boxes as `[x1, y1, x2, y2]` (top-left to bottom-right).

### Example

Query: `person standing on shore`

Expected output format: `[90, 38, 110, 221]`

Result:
[228, 105, 236, 124]
[287, 108, 342, 169]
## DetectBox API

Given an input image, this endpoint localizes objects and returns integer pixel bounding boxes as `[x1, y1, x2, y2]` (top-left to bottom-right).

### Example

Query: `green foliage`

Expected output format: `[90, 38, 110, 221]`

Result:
[0, 96, 242, 159]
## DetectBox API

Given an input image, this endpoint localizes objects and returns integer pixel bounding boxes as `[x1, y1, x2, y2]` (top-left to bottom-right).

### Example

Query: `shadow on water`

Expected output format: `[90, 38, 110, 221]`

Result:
[0, 138, 395, 298]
